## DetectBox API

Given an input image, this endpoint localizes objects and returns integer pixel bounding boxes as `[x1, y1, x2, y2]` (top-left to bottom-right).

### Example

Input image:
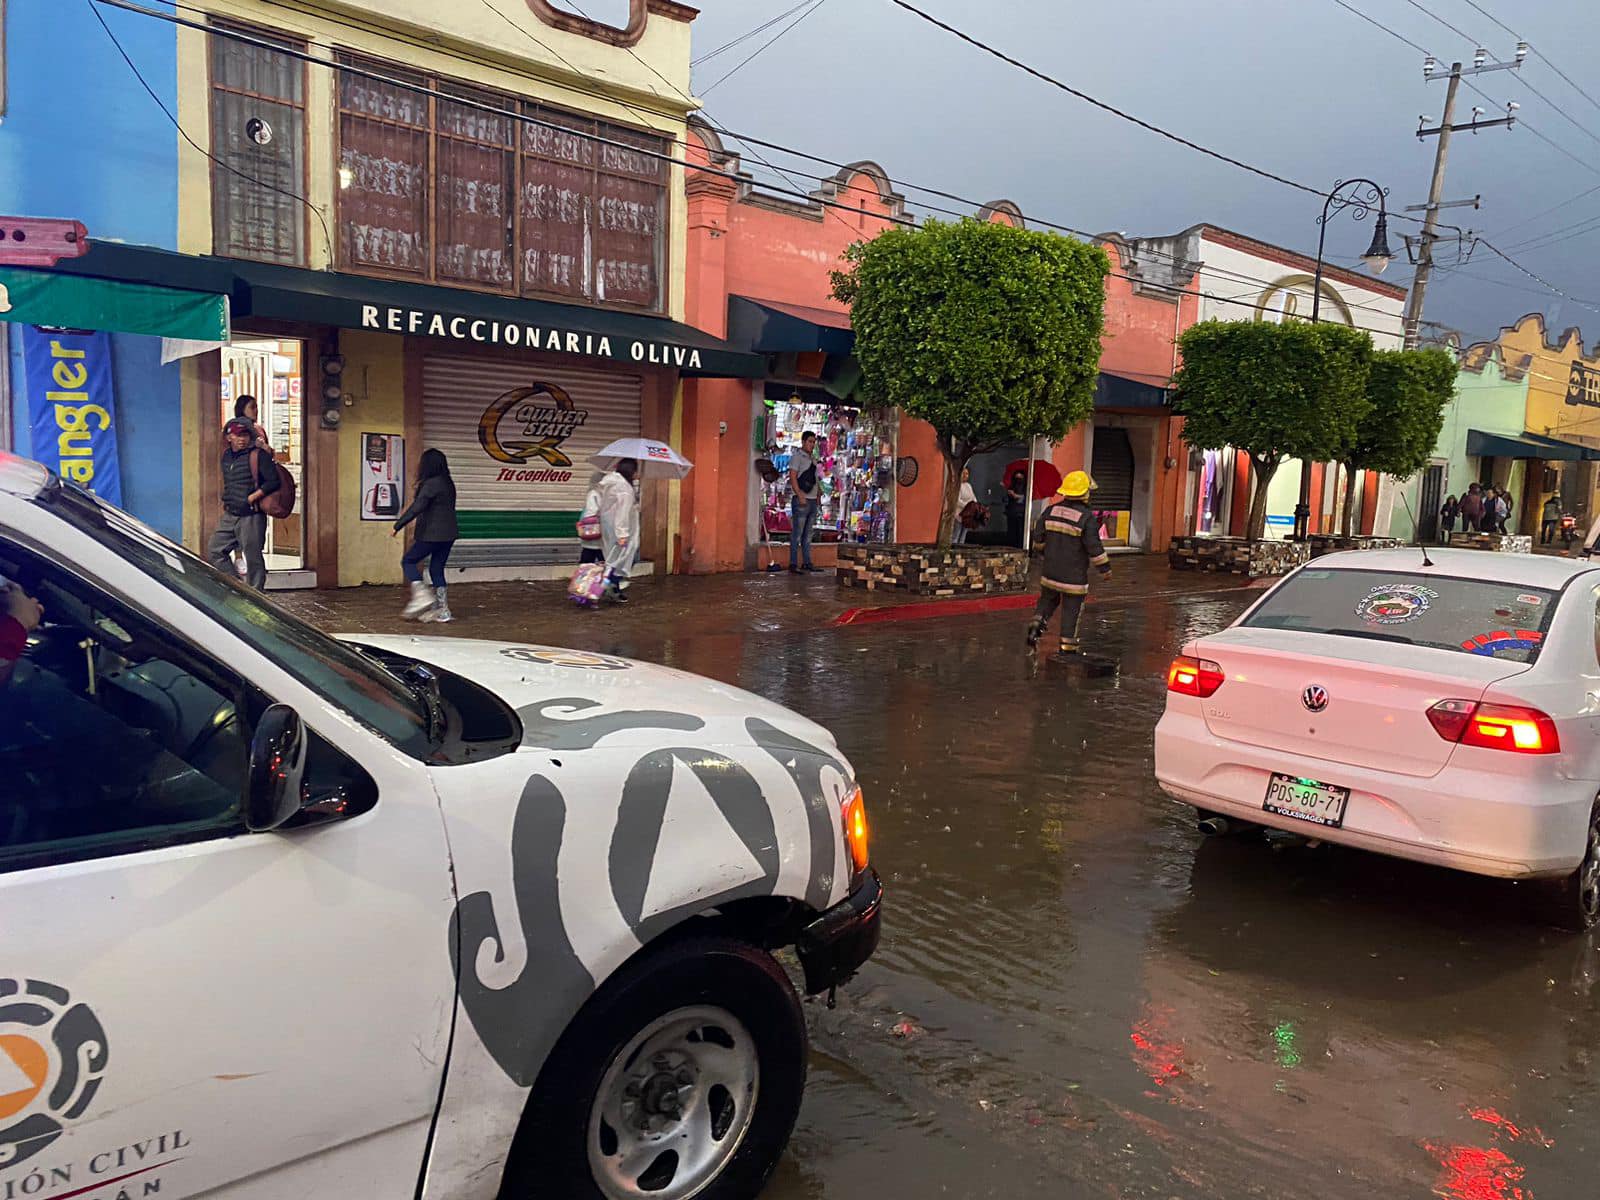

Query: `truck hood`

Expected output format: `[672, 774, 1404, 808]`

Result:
[341, 633, 839, 753]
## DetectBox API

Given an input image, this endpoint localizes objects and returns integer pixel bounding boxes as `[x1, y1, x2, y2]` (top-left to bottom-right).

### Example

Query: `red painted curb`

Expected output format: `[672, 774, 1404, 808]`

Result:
[830, 594, 1036, 626]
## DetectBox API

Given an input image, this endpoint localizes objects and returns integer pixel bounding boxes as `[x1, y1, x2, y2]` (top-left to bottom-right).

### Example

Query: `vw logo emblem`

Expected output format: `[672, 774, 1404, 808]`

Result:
[1302, 685, 1330, 713]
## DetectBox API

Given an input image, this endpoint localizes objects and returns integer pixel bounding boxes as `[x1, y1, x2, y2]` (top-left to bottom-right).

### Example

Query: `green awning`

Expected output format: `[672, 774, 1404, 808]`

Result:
[0, 267, 229, 342]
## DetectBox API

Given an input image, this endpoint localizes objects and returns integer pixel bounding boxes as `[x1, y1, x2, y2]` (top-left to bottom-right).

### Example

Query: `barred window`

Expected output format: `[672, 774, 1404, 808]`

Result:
[210, 29, 307, 265]
[334, 62, 668, 312]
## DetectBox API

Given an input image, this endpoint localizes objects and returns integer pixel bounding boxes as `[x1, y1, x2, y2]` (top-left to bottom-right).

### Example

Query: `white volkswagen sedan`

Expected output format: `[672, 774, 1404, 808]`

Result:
[1155, 548, 1600, 928]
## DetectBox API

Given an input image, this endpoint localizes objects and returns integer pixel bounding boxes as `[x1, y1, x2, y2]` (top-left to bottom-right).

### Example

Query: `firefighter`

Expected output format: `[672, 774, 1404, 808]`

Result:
[1026, 471, 1111, 660]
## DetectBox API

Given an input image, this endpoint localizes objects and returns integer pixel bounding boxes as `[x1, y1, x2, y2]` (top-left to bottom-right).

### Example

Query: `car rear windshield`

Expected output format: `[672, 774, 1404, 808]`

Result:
[1240, 567, 1560, 663]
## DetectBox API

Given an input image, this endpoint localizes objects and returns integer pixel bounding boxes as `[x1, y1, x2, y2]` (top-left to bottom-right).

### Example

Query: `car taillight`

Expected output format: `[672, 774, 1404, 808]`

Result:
[842, 788, 870, 878]
[1427, 699, 1560, 755]
[1166, 655, 1224, 698]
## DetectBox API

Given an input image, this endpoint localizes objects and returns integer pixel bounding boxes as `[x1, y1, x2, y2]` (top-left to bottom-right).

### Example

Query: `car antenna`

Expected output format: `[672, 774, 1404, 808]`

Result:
[1398, 491, 1435, 568]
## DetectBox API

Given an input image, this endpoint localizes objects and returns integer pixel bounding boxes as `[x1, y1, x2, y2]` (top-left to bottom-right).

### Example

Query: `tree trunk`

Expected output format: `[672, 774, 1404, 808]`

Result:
[1340, 465, 1360, 537]
[1247, 456, 1278, 541]
[936, 436, 971, 548]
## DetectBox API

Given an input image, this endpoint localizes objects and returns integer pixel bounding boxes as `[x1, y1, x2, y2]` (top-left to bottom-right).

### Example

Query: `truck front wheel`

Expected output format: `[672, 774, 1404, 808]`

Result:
[502, 935, 808, 1200]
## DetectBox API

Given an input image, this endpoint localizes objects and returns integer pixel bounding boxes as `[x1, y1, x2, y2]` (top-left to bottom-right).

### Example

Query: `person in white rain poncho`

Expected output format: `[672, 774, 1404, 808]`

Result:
[597, 457, 641, 602]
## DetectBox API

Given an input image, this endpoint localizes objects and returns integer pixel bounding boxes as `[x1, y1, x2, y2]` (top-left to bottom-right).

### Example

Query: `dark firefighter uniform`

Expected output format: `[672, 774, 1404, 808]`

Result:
[1027, 481, 1111, 657]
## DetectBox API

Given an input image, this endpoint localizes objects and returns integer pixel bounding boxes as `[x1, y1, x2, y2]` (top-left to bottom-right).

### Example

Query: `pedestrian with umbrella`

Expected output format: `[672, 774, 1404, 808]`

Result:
[587, 438, 694, 604]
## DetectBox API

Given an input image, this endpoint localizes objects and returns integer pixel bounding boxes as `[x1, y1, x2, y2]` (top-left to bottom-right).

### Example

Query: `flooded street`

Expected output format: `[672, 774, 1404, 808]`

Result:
[630, 588, 1599, 1200]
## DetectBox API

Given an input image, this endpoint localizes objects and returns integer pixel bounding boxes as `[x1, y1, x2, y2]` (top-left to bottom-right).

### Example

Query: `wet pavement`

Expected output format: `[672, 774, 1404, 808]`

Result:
[300, 562, 1599, 1198]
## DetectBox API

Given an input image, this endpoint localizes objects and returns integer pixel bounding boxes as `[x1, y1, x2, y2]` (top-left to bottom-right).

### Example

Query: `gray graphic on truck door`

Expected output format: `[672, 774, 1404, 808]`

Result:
[449, 775, 595, 1087]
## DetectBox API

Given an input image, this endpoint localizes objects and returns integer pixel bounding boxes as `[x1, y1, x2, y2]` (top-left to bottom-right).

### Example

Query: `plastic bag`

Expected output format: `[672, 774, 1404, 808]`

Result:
[568, 562, 607, 608]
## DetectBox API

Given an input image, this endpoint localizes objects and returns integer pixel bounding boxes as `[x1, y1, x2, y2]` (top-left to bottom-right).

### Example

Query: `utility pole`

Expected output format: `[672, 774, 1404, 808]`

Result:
[1402, 45, 1526, 348]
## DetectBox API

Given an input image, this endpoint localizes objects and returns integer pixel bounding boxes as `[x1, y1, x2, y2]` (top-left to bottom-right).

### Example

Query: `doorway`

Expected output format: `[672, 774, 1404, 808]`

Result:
[1417, 463, 1444, 542]
[221, 339, 306, 573]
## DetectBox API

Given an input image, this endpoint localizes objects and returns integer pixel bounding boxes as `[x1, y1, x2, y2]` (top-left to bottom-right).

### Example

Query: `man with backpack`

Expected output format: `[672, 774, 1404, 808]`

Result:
[1459, 483, 1485, 533]
[788, 429, 822, 574]
[208, 418, 281, 590]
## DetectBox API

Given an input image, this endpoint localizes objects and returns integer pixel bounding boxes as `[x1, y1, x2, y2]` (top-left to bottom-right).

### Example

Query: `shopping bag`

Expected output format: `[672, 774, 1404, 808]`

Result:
[576, 513, 602, 542]
[568, 562, 608, 608]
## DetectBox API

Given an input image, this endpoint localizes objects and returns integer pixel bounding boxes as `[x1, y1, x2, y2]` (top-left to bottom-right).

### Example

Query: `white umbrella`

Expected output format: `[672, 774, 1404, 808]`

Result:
[591, 437, 694, 480]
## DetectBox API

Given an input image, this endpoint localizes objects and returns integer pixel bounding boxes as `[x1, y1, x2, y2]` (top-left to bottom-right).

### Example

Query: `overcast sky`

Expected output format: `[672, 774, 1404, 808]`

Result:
[584, 0, 1600, 347]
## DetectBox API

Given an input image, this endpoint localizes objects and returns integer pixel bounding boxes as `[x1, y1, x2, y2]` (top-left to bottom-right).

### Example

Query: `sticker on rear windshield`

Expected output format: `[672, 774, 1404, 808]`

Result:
[1462, 629, 1543, 656]
[1355, 583, 1439, 625]
[1517, 593, 1543, 605]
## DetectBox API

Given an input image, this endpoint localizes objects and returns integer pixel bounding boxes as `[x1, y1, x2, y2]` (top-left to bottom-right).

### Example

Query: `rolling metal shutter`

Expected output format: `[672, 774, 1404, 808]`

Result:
[1091, 426, 1135, 510]
[422, 354, 642, 567]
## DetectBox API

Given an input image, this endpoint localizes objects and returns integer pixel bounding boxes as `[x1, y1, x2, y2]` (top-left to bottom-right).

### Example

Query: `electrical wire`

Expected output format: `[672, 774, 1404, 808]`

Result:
[85, 0, 335, 260]
[887, 0, 1331, 202]
[1485, 181, 1600, 240]
[700, 0, 829, 97]
[96, 0, 1427, 326]
[1455, 0, 1600, 118]
[692, 0, 817, 67]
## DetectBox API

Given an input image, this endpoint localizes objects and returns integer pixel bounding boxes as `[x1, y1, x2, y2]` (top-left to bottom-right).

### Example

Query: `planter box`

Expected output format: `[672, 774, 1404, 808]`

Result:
[1307, 534, 1402, 559]
[1448, 532, 1534, 555]
[836, 543, 1030, 595]
[1167, 535, 1311, 578]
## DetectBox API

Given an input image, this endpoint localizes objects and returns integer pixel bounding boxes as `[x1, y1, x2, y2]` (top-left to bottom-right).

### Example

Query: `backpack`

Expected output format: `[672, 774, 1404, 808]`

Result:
[250, 450, 296, 519]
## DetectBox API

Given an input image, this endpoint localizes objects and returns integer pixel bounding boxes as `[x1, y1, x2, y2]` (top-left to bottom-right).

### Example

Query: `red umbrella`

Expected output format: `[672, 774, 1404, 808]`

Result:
[1004, 458, 1062, 500]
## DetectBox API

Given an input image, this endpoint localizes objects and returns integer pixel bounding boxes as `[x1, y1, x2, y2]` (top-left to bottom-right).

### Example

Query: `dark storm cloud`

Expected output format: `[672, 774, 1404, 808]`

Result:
[684, 0, 1600, 344]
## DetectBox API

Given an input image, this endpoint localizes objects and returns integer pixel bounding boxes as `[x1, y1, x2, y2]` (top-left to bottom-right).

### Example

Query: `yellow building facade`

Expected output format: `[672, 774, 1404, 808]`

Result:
[1493, 314, 1600, 524]
[94, 0, 755, 587]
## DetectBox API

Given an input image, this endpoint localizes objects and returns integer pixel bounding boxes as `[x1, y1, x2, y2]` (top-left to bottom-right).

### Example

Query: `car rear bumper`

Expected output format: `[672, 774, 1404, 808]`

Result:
[795, 869, 882, 994]
[1155, 710, 1594, 879]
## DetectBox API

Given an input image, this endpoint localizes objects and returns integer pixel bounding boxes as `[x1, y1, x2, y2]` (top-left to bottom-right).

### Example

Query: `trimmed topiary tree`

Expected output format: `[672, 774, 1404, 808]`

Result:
[1336, 347, 1458, 534]
[831, 217, 1109, 546]
[1172, 320, 1374, 540]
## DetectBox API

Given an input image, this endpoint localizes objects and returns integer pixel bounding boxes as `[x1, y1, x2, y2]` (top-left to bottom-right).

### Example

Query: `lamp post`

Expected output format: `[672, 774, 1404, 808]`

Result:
[1292, 178, 1393, 542]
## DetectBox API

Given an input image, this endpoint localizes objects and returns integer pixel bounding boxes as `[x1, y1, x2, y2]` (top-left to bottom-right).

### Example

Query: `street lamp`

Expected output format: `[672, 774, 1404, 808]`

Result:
[1293, 178, 1393, 541]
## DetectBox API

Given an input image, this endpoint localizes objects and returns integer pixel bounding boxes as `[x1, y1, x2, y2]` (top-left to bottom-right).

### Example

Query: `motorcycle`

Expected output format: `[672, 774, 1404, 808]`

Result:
[1562, 512, 1580, 546]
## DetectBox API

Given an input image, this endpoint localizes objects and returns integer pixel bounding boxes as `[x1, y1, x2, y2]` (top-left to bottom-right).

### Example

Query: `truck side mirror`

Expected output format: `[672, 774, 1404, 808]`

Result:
[247, 704, 309, 832]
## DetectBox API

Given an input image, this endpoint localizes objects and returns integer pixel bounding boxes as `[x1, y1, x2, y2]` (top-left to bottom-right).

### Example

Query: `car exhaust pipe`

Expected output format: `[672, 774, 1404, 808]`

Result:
[1197, 816, 1230, 836]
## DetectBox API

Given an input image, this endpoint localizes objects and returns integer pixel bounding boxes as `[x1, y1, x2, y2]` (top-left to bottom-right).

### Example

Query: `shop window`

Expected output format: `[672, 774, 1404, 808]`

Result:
[209, 27, 308, 266]
[337, 60, 429, 276]
[759, 390, 895, 545]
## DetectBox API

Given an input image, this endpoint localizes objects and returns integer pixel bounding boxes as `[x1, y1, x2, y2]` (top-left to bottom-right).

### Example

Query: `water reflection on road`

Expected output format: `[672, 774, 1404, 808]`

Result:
[636, 589, 1599, 1200]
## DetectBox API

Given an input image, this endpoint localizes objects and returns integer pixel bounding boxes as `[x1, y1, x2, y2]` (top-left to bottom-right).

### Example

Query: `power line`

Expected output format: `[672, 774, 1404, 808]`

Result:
[887, 0, 1330, 202]
[1455, 0, 1600, 118]
[1486, 180, 1600, 239]
[700, 0, 829, 97]
[692, 1, 816, 67]
[1397, 0, 1480, 45]
[1327, 0, 1430, 54]
[95, 0, 1418, 328]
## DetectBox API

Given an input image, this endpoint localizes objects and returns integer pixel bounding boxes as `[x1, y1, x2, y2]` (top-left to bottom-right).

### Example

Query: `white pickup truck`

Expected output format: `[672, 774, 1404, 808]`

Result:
[0, 453, 880, 1200]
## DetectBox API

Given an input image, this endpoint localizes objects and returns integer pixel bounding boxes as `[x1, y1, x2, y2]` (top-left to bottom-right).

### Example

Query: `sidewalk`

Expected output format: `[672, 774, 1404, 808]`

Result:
[274, 554, 1257, 649]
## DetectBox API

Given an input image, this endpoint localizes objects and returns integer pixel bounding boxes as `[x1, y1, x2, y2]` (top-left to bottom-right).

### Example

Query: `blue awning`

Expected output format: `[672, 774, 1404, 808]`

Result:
[1466, 429, 1600, 461]
[728, 295, 856, 356]
[1094, 372, 1170, 409]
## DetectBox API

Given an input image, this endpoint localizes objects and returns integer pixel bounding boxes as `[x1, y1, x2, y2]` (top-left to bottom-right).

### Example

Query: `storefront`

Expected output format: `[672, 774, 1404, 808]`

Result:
[44, 240, 760, 586]
[0, 263, 230, 542]
[756, 383, 896, 549]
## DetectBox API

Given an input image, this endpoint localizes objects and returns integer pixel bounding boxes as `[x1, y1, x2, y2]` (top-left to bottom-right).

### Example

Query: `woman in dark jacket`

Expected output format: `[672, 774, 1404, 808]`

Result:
[1004, 470, 1028, 547]
[392, 448, 459, 622]
[1439, 494, 1458, 543]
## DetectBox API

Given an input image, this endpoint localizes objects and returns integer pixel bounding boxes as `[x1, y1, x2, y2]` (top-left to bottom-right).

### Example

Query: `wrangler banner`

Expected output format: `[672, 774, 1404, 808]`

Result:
[23, 326, 123, 506]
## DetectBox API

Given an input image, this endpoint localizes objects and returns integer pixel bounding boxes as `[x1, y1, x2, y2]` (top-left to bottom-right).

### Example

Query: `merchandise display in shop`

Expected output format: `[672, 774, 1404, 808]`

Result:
[761, 400, 894, 543]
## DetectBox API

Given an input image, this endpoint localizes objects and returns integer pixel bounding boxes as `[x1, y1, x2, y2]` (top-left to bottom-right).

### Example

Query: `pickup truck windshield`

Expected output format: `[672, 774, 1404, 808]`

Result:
[42, 483, 434, 757]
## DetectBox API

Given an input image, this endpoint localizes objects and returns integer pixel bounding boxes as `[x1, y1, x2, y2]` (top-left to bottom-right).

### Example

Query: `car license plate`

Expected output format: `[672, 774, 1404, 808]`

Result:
[1263, 773, 1349, 828]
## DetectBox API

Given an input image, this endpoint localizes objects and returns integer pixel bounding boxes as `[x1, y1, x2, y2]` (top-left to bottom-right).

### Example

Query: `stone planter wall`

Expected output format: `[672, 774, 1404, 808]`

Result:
[1167, 535, 1311, 578]
[1307, 534, 1402, 559]
[836, 543, 1030, 594]
[1448, 532, 1534, 555]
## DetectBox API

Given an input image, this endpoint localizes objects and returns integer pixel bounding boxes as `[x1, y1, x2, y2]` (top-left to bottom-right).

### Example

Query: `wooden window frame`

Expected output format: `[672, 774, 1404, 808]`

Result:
[333, 56, 669, 314]
[207, 21, 312, 267]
